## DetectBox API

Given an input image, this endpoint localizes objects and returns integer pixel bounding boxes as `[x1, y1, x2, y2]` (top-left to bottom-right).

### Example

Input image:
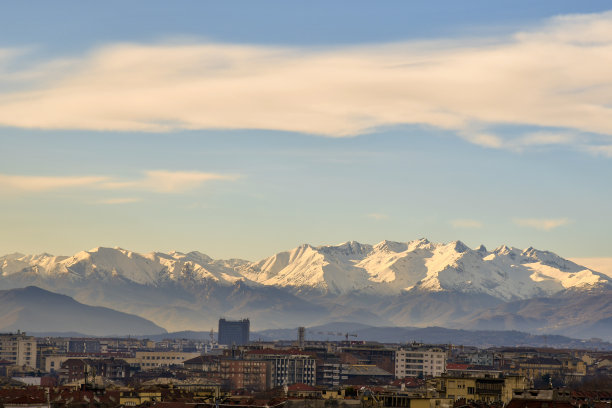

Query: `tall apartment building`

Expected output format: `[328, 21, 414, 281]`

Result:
[0, 331, 37, 369]
[218, 318, 250, 346]
[395, 346, 446, 378]
[246, 349, 316, 387]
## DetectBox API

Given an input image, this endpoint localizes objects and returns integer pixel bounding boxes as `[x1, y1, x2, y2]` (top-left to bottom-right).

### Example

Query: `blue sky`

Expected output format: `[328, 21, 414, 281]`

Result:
[1, 1, 611, 260]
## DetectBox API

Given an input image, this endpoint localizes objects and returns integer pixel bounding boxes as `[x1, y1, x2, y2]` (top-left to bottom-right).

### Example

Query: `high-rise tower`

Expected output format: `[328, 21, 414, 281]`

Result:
[218, 318, 250, 346]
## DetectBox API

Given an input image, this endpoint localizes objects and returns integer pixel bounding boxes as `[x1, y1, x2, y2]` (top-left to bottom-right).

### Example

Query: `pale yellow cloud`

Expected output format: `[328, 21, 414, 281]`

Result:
[514, 218, 570, 231]
[0, 171, 239, 195]
[0, 11, 611, 149]
[0, 174, 109, 192]
[367, 213, 388, 220]
[141, 170, 239, 193]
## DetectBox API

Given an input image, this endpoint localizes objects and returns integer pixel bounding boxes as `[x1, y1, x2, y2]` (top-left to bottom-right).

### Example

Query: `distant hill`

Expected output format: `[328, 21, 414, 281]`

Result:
[0, 286, 166, 336]
[252, 322, 612, 350]
[142, 322, 612, 350]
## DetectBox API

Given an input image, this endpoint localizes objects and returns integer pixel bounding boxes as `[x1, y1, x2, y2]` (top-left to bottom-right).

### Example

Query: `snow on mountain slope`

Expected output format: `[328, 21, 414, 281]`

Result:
[240, 242, 374, 293]
[240, 239, 611, 299]
[569, 257, 612, 279]
[0, 253, 69, 276]
[1, 240, 609, 300]
[0, 247, 248, 286]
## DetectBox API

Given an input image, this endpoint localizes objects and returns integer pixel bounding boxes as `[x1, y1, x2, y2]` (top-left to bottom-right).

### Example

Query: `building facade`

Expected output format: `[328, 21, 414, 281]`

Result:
[0, 331, 37, 369]
[60, 358, 131, 383]
[317, 361, 347, 387]
[218, 319, 250, 346]
[219, 358, 270, 391]
[395, 346, 446, 378]
[131, 351, 200, 370]
[430, 375, 528, 404]
[246, 349, 316, 387]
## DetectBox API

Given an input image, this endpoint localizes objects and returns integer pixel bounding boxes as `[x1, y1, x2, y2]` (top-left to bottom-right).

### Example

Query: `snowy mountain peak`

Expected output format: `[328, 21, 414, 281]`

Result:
[1, 240, 610, 301]
[318, 241, 372, 257]
[493, 244, 513, 255]
[449, 240, 470, 253]
[240, 239, 611, 299]
[406, 238, 434, 251]
[373, 240, 408, 253]
[169, 250, 213, 264]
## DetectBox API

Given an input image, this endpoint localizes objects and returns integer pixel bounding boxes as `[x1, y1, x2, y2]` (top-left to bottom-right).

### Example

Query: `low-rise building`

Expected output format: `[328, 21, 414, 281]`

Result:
[518, 357, 563, 380]
[343, 364, 394, 385]
[430, 374, 528, 404]
[183, 355, 219, 372]
[60, 358, 131, 383]
[130, 351, 200, 370]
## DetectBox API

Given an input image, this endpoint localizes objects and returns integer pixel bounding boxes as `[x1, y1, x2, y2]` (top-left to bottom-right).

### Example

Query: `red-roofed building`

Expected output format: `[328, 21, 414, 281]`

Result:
[447, 364, 470, 370]
[390, 377, 426, 389]
[287, 383, 322, 398]
[183, 355, 219, 372]
[3, 395, 49, 408]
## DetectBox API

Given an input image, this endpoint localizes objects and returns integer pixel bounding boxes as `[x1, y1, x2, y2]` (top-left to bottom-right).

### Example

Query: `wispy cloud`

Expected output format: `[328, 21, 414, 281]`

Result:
[514, 218, 570, 231]
[96, 197, 142, 205]
[0, 174, 110, 192]
[0, 11, 612, 154]
[101, 170, 240, 193]
[451, 219, 483, 229]
[583, 144, 612, 158]
[367, 213, 389, 220]
[459, 129, 582, 152]
[0, 170, 239, 195]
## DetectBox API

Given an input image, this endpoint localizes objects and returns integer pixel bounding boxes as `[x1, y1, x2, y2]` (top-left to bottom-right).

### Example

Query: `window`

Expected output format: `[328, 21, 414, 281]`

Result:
[467, 387, 475, 395]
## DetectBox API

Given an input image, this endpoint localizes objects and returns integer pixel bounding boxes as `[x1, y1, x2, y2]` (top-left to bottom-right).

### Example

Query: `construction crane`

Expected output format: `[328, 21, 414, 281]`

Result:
[310, 330, 358, 341]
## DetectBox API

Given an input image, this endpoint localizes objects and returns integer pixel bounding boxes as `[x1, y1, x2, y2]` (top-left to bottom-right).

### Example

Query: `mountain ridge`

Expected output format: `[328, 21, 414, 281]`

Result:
[1, 239, 611, 338]
[0, 286, 166, 336]
[4, 238, 605, 301]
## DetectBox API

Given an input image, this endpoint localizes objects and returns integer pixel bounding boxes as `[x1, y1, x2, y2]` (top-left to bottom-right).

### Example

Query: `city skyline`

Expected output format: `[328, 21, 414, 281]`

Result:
[1, 1, 611, 264]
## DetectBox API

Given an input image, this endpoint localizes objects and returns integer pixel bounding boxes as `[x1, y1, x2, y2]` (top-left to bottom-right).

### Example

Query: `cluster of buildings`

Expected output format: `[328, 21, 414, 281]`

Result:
[1, 320, 612, 408]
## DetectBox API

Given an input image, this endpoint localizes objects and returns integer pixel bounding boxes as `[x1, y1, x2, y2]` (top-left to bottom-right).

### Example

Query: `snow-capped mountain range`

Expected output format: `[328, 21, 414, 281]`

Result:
[241, 239, 610, 299]
[1, 239, 611, 338]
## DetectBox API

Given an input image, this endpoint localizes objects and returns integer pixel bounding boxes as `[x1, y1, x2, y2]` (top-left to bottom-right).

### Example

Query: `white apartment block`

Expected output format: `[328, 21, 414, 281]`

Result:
[268, 354, 316, 387]
[0, 331, 37, 369]
[395, 347, 446, 378]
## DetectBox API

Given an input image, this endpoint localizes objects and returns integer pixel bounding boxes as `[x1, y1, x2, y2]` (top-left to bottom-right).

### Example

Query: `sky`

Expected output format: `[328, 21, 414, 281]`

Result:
[1, 1, 611, 262]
